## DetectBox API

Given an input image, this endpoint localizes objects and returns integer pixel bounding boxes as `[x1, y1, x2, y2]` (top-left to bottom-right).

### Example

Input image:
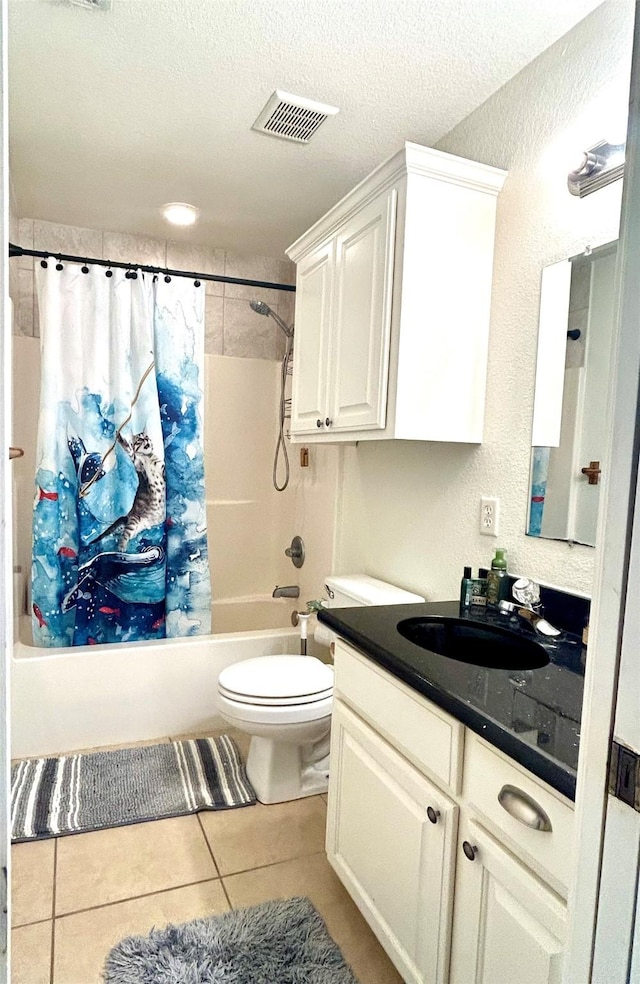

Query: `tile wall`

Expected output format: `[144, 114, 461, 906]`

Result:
[11, 218, 295, 360]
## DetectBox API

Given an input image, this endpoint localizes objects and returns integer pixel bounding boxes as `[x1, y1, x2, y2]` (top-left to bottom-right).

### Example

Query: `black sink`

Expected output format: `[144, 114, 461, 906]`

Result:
[397, 616, 550, 670]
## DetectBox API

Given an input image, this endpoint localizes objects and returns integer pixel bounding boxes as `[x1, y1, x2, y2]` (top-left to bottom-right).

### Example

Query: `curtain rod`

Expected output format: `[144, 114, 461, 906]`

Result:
[8, 243, 296, 293]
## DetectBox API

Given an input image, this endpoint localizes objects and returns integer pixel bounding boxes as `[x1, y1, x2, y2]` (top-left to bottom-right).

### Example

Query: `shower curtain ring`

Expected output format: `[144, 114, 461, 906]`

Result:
[105, 263, 113, 278]
[40, 256, 48, 268]
[194, 279, 201, 288]
[55, 255, 63, 271]
[164, 272, 171, 283]
[81, 260, 89, 274]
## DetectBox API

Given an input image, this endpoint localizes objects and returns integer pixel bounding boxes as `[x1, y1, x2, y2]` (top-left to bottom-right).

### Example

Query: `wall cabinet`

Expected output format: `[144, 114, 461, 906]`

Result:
[286, 143, 506, 443]
[327, 640, 572, 984]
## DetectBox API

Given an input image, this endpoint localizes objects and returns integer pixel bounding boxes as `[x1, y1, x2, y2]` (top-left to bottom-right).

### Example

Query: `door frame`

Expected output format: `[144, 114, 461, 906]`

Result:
[564, 4, 640, 980]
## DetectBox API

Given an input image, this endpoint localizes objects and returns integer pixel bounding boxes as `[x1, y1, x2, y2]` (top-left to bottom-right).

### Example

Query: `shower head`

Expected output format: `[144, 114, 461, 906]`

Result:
[250, 300, 270, 316]
[249, 299, 294, 337]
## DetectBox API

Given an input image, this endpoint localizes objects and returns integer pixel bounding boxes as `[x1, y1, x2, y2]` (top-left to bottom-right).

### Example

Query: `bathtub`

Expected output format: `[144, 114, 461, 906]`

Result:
[11, 596, 303, 760]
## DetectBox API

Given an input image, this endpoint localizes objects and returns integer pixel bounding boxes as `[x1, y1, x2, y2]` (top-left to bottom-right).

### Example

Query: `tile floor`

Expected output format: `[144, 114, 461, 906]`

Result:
[11, 729, 403, 984]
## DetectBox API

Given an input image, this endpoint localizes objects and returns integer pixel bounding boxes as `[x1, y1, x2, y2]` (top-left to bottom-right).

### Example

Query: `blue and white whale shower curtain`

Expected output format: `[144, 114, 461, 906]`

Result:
[32, 262, 211, 647]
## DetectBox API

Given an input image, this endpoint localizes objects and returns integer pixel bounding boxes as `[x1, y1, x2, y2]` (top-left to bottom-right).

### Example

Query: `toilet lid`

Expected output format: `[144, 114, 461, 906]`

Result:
[218, 655, 334, 703]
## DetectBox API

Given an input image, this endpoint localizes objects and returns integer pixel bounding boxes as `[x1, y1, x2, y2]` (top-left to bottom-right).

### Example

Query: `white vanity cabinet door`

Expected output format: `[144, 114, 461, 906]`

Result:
[327, 699, 457, 984]
[290, 239, 334, 435]
[449, 819, 566, 984]
[329, 188, 397, 432]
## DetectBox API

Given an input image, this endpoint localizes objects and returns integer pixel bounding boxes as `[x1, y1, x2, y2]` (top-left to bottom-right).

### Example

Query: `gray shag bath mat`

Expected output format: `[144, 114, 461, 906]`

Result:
[11, 735, 255, 842]
[103, 896, 358, 984]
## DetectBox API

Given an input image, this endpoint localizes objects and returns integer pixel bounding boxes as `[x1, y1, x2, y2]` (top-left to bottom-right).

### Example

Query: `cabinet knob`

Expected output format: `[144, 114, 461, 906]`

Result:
[325, 417, 332, 427]
[426, 806, 440, 824]
[462, 840, 478, 861]
[316, 418, 323, 428]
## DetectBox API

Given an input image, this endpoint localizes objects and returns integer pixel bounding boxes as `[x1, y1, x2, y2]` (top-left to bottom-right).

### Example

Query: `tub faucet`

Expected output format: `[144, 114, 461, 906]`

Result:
[272, 585, 300, 599]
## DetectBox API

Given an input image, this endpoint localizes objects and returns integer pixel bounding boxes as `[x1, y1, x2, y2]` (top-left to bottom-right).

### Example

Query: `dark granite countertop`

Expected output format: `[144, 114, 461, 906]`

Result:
[318, 600, 585, 801]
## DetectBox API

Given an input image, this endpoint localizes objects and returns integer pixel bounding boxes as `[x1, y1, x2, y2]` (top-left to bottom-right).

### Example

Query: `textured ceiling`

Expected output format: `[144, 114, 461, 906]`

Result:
[9, 0, 605, 255]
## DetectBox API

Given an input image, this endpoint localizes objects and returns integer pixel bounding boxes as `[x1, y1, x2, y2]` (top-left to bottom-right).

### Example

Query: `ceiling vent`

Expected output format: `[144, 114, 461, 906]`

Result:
[63, 0, 112, 11]
[252, 90, 339, 144]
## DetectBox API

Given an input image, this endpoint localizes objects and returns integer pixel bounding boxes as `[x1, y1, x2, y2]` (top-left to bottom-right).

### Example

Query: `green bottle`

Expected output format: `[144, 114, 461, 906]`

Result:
[486, 548, 508, 608]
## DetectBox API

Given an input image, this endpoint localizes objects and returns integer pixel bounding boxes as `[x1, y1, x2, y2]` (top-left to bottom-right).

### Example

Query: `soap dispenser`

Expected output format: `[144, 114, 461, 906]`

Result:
[486, 548, 508, 608]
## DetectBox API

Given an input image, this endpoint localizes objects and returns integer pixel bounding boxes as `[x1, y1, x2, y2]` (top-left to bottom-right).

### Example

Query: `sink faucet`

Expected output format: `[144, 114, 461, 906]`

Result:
[498, 578, 561, 638]
[272, 585, 300, 599]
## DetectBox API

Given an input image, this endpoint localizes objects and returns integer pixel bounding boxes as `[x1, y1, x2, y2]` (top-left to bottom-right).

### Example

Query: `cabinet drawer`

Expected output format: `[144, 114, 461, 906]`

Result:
[334, 640, 464, 792]
[463, 735, 574, 897]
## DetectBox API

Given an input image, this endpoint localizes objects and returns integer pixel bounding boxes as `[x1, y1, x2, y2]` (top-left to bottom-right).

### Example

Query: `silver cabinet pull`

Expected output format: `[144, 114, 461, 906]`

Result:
[498, 784, 552, 832]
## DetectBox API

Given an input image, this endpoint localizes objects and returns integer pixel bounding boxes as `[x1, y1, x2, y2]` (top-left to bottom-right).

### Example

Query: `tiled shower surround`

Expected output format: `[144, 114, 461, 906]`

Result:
[11, 218, 296, 360]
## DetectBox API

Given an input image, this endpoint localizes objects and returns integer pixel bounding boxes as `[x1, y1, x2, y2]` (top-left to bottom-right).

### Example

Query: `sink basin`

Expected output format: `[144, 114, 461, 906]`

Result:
[397, 616, 550, 670]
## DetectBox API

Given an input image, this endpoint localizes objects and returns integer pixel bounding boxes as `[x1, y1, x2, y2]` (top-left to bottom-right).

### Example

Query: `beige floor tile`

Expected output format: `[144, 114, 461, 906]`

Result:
[224, 853, 402, 984]
[56, 815, 217, 915]
[200, 795, 327, 875]
[53, 879, 229, 984]
[12, 838, 55, 927]
[12, 919, 52, 984]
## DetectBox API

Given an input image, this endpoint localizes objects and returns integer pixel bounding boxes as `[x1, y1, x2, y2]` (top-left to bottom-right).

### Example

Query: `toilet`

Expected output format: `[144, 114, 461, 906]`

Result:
[217, 574, 425, 804]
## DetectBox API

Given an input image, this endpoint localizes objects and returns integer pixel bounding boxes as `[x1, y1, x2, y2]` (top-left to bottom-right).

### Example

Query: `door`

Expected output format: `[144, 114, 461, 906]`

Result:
[289, 238, 334, 434]
[450, 819, 566, 984]
[564, 7, 640, 981]
[329, 187, 396, 432]
[326, 700, 457, 984]
[0, 0, 10, 974]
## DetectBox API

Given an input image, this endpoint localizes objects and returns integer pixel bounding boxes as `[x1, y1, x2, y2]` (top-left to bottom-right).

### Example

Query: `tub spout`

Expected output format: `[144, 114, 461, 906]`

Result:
[272, 585, 300, 598]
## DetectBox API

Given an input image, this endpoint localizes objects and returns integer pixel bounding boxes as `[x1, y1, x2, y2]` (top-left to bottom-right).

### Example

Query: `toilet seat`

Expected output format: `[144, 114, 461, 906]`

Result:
[218, 656, 334, 707]
[218, 690, 333, 726]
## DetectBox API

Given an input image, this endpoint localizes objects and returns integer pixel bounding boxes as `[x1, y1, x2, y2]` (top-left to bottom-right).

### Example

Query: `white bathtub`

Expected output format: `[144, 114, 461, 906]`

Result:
[11, 597, 302, 759]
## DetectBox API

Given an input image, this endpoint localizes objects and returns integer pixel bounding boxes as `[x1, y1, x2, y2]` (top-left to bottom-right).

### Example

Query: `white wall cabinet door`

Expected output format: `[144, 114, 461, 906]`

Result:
[326, 700, 457, 984]
[289, 239, 334, 434]
[329, 188, 396, 432]
[449, 819, 566, 984]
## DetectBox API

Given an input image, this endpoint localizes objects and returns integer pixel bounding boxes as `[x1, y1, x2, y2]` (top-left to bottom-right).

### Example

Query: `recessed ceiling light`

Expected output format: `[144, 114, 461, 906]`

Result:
[161, 203, 200, 226]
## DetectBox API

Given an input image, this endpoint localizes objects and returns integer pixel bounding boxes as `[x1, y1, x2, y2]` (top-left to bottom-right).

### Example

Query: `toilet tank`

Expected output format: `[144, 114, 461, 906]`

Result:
[324, 574, 424, 608]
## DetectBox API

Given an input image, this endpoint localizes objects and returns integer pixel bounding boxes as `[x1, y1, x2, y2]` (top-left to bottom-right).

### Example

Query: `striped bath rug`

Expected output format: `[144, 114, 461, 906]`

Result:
[11, 735, 256, 842]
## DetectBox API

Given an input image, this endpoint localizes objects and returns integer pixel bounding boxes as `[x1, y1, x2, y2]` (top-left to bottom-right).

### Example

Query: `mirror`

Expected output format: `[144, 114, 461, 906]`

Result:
[528, 239, 617, 546]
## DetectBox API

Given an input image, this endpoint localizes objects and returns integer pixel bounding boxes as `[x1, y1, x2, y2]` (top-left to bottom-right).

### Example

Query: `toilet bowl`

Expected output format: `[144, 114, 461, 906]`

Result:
[217, 575, 425, 805]
[218, 655, 334, 804]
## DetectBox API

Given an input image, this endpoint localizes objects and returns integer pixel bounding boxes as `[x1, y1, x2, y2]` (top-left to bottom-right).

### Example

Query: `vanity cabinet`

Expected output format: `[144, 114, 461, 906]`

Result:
[286, 142, 506, 444]
[327, 700, 457, 984]
[327, 640, 573, 984]
[449, 818, 565, 984]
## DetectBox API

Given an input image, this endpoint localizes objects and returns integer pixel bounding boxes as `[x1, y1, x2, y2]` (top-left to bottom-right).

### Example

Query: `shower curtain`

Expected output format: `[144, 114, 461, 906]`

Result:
[31, 262, 211, 647]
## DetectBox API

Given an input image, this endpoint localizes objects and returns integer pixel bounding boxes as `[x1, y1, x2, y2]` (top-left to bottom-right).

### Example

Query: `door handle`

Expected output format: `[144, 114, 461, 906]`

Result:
[498, 784, 552, 831]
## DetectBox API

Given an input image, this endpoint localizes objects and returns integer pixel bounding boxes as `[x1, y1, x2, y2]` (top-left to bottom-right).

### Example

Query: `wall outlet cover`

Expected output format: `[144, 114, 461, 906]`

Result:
[480, 496, 500, 536]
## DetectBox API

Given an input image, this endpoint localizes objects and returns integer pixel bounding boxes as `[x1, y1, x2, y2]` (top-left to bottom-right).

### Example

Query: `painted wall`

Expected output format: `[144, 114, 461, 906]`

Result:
[10, 220, 339, 621]
[336, 0, 633, 601]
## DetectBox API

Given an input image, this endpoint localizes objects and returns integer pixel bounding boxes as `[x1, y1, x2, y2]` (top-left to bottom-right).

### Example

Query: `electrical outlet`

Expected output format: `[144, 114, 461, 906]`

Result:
[480, 496, 500, 537]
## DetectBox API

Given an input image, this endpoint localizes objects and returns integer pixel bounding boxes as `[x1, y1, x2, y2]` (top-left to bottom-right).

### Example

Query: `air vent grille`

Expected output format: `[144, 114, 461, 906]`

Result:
[252, 90, 339, 144]
[65, 0, 112, 10]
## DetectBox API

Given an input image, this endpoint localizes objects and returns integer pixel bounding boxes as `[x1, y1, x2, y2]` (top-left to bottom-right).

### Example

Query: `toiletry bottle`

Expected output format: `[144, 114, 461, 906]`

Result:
[486, 548, 508, 608]
[470, 568, 488, 609]
[460, 567, 473, 610]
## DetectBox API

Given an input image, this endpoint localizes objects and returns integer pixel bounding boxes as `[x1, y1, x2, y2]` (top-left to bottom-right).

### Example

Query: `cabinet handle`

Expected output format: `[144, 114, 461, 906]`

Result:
[462, 840, 478, 861]
[497, 784, 552, 832]
[426, 806, 440, 824]
[325, 417, 333, 427]
[316, 418, 323, 428]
